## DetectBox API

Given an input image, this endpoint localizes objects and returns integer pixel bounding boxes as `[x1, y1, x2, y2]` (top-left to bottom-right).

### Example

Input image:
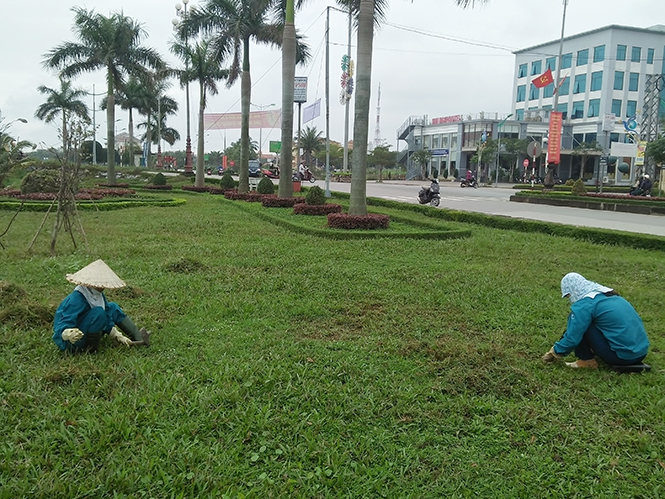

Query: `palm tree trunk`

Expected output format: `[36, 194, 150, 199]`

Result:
[146, 110, 152, 168]
[128, 108, 134, 168]
[61, 112, 68, 163]
[349, 0, 374, 215]
[106, 69, 116, 185]
[195, 81, 206, 188]
[238, 37, 251, 193]
[278, 0, 296, 198]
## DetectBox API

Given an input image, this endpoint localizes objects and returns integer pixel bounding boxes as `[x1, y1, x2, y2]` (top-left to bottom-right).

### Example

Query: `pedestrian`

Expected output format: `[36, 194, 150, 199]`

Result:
[52, 259, 150, 353]
[542, 272, 650, 370]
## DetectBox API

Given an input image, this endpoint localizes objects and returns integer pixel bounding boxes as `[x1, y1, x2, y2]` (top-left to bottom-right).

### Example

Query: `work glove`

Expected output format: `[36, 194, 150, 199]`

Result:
[61, 328, 84, 344]
[542, 346, 562, 363]
[109, 327, 132, 346]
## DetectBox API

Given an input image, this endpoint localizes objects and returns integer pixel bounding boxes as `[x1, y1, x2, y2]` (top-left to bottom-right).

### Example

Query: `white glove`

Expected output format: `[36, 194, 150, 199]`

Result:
[61, 328, 84, 344]
[109, 327, 132, 346]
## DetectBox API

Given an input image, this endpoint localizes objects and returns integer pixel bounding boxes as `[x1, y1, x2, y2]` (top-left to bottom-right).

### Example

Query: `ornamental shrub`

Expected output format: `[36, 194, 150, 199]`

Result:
[565, 179, 575, 186]
[20, 169, 60, 194]
[152, 172, 167, 185]
[294, 203, 342, 215]
[262, 196, 306, 208]
[220, 173, 236, 190]
[257, 176, 275, 194]
[571, 179, 587, 196]
[305, 185, 326, 205]
[327, 213, 390, 230]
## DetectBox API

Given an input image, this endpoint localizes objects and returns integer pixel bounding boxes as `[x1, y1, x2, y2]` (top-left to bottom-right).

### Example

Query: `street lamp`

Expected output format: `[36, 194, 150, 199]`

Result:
[173, 0, 193, 175]
[251, 102, 275, 164]
[495, 113, 513, 186]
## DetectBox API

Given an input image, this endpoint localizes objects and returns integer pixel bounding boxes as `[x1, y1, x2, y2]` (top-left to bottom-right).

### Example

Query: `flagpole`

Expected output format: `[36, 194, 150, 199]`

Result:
[546, 0, 568, 187]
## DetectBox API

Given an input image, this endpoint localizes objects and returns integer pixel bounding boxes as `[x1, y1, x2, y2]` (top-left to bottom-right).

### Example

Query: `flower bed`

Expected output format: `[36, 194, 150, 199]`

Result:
[224, 191, 271, 202]
[261, 196, 306, 208]
[96, 183, 130, 188]
[294, 203, 343, 215]
[327, 213, 390, 230]
[585, 192, 665, 202]
[0, 188, 136, 200]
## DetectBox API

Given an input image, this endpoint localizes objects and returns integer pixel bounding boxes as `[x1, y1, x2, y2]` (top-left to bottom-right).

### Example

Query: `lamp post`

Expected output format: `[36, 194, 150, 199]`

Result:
[173, 0, 193, 176]
[251, 102, 275, 164]
[495, 113, 513, 186]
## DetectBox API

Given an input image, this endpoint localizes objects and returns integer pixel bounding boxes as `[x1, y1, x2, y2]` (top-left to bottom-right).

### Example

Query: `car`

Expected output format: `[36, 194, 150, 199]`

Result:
[248, 160, 261, 177]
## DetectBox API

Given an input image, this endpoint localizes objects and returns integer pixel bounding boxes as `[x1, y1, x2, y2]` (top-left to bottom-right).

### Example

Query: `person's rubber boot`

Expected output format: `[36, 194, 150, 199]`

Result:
[85, 332, 102, 353]
[117, 317, 143, 342]
[565, 358, 598, 369]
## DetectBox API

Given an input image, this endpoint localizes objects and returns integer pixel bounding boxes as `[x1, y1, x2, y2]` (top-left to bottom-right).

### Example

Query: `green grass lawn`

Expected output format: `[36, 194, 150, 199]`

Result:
[1, 192, 664, 498]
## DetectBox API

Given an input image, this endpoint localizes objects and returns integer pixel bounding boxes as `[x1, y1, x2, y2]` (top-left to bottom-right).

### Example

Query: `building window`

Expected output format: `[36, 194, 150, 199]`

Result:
[631, 46, 641, 62]
[587, 99, 600, 118]
[516, 109, 524, 121]
[572, 101, 584, 119]
[573, 74, 586, 94]
[518, 63, 527, 78]
[442, 135, 449, 148]
[573, 133, 584, 146]
[647, 48, 655, 64]
[561, 52, 572, 69]
[616, 44, 627, 61]
[544, 83, 554, 98]
[585, 132, 597, 144]
[613, 71, 624, 91]
[424, 135, 431, 149]
[451, 134, 458, 150]
[590, 71, 603, 91]
[626, 100, 637, 117]
[593, 45, 605, 62]
[529, 83, 539, 100]
[629, 72, 639, 91]
[516, 85, 526, 102]
[432, 134, 440, 149]
[559, 77, 570, 95]
[546, 57, 556, 71]
[611, 99, 622, 116]
[610, 133, 620, 143]
[531, 60, 542, 76]
[557, 103, 568, 120]
[577, 49, 589, 66]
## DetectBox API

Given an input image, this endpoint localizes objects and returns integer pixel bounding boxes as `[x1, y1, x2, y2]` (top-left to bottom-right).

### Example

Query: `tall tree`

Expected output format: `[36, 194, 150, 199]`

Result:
[35, 78, 90, 159]
[171, 37, 229, 187]
[44, 7, 165, 184]
[340, 0, 485, 213]
[297, 125, 323, 167]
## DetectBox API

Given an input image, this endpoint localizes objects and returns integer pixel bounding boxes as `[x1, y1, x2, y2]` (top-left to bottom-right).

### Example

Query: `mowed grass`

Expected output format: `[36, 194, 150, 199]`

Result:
[1, 192, 664, 498]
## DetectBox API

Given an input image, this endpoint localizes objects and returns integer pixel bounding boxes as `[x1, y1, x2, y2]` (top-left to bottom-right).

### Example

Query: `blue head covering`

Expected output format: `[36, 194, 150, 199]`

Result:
[561, 272, 613, 303]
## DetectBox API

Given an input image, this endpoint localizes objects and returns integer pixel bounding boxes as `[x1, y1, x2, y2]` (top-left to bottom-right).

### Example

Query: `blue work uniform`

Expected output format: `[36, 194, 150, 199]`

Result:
[554, 294, 649, 363]
[52, 289, 126, 352]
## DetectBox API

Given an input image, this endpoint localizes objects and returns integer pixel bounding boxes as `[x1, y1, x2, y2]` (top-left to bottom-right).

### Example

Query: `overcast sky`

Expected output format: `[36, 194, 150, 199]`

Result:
[2, 0, 664, 156]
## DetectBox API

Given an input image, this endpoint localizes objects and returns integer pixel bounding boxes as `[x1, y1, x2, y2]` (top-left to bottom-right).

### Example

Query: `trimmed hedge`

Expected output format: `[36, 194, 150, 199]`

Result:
[224, 191, 270, 202]
[0, 188, 136, 200]
[293, 203, 342, 215]
[262, 196, 306, 208]
[96, 183, 130, 188]
[181, 185, 214, 193]
[327, 213, 390, 230]
[144, 184, 173, 190]
[0, 198, 186, 212]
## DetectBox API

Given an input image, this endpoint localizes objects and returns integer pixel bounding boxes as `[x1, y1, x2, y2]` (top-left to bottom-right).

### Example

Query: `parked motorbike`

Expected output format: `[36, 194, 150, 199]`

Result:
[417, 178, 441, 207]
[262, 167, 280, 179]
[460, 177, 478, 188]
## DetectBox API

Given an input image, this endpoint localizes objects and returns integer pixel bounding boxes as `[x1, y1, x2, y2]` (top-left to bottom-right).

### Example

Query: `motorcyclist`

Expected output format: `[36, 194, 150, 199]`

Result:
[298, 162, 306, 181]
[630, 174, 652, 196]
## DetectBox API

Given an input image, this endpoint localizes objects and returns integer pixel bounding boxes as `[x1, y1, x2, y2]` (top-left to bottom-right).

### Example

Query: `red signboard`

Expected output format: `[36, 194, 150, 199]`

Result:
[432, 115, 462, 125]
[523, 159, 530, 167]
[547, 112, 563, 165]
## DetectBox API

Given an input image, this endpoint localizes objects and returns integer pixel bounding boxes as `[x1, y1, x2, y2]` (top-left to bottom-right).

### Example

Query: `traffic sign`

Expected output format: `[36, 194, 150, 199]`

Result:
[527, 141, 541, 159]
[523, 158, 530, 167]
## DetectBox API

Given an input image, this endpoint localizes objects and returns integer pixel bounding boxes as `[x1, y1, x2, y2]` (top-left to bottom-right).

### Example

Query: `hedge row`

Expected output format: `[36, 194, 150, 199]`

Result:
[351, 194, 665, 252]
[513, 190, 665, 207]
[144, 185, 173, 190]
[262, 196, 306, 207]
[0, 198, 187, 212]
[512, 184, 629, 193]
[224, 191, 271, 202]
[327, 213, 390, 230]
[0, 188, 137, 199]
[293, 204, 342, 215]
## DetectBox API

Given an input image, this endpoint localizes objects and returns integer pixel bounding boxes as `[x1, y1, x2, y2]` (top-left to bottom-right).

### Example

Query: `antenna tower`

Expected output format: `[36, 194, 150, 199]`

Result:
[373, 83, 382, 149]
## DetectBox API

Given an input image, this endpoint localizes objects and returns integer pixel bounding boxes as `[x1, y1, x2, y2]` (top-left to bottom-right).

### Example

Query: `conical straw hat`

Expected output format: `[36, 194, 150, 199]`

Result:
[66, 259, 126, 289]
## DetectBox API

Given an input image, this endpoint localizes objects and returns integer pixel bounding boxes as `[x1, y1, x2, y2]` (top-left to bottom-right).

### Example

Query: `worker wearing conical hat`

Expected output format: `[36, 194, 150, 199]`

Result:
[52, 259, 150, 352]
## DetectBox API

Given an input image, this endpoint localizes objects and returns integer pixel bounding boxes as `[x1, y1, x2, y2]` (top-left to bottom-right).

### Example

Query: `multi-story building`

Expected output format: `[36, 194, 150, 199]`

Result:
[398, 24, 665, 183]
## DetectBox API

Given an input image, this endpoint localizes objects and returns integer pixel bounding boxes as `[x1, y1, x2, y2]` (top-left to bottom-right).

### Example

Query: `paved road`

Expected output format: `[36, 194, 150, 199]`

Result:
[314, 179, 665, 237]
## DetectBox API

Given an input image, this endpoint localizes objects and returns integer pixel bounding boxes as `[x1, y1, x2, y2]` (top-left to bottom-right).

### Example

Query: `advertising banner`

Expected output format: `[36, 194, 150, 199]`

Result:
[204, 109, 282, 131]
[294, 76, 308, 103]
[547, 112, 563, 165]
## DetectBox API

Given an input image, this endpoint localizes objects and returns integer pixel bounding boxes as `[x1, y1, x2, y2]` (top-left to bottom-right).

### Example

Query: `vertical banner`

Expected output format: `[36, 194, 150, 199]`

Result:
[547, 112, 563, 165]
[635, 141, 647, 166]
[303, 99, 321, 123]
[294, 76, 308, 103]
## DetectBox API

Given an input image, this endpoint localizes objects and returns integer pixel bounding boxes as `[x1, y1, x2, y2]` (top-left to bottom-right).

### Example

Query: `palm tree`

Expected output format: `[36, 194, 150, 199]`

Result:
[171, 37, 229, 187]
[340, 0, 486, 214]
[137, 83, 179, 168]
[185, 0, 310, 193]
[44, 7, 165, 185]
[35, 78, 90, 160]
[117, 78, 148, 165]
[297, 125, 323, 167]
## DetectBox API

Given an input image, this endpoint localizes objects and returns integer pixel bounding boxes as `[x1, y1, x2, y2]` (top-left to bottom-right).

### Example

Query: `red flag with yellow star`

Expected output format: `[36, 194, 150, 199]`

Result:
[532, 68, 554, 89]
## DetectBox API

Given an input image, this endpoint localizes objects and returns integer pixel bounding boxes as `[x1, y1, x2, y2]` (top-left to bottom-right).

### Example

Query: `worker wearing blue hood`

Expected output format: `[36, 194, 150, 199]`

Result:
[542, 273, 649, 369]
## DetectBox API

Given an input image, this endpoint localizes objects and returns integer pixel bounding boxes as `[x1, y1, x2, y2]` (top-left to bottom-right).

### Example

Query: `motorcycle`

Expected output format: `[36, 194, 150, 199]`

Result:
[417, 178, 441, 207]
[460, 177, 478, 188]
[293, 168, 316, 183]
[262, 167, 280, 179]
